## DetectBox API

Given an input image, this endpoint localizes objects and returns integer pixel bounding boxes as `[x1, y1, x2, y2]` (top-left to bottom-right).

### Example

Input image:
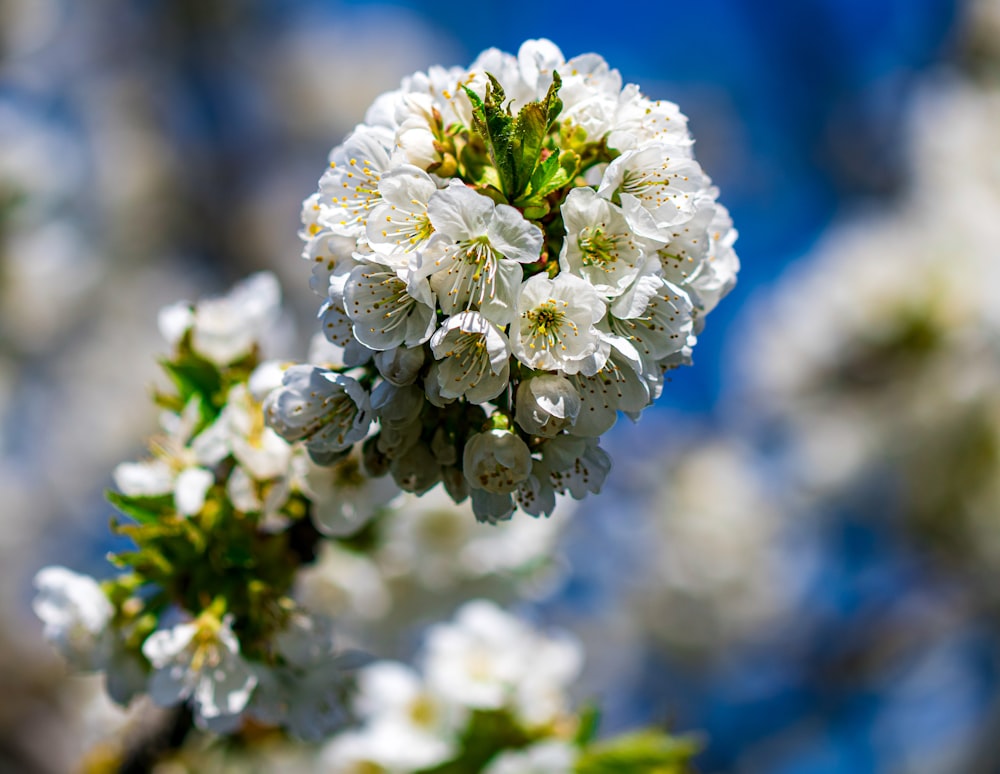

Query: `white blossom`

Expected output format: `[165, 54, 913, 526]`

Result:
[389, 440, 441, 494]
[567, 335, 651, 436]
[351, 661, 463, 770]
[483, 740, 577, 774]
[608, 259, 695, 362]
[318, 128, 393, 239]
[422, 600, 580, 725]
[366, 164, 439, 267]
[430, 311, 511, 402]
[113, 396, 226, 517]
[422, 600, 533, 710]
[249, 614, 355, 741]
[295, 539, 392, 624]
[264, 365, 372, 456]
[463, 429, 531, 495]
[303, 448, 400, 537]
[33, 567, 113, 670]
[142, 614, 257, 730]
[598, 144, 708, 243]
[541, 435, 613, 499]
[158, 272, 282, 366]
[559, 186, 649, 297]
[374, 345, 426, 386]
[343, 262, 437, 351]
[608, 86, 692, 152]
[304, 230, 361, 297]
[417, 184, 543, 325]
[376, 488, 564, 589]
[510, 273, 606, 373]
[515, 375, 581, 437]
[292, 39, 738, 520]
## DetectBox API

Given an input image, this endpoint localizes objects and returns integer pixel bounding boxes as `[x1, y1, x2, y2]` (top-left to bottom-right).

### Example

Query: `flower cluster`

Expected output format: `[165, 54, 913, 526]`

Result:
[29, 275, 392, 739]
[29, 275, 567, 746]
[275, 38, 738, 522]
[323, 600, 584, 772]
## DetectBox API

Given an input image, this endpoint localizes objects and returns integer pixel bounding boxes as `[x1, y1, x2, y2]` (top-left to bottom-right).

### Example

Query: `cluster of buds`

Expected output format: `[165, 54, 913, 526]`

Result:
[275, 39, 739, 522]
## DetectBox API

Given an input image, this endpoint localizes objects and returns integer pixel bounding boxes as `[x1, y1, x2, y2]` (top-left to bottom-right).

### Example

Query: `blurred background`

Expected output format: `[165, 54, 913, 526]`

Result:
[4, 0, 1000, 771]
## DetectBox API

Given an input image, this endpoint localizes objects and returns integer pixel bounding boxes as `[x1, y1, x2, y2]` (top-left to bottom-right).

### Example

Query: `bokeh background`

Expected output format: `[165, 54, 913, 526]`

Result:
[5, 0, 1000, 771]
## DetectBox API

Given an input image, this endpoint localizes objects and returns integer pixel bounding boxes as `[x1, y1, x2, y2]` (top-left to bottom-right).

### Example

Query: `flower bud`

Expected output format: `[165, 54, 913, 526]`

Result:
[463, 429, 532, 495]
[515, 375, 580, 437]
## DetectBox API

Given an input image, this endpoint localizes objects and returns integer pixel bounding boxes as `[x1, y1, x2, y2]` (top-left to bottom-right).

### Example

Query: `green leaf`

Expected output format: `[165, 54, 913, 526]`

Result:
[159, 354, 223, 420]
[462, 72, 563, 200]
[106, 489, 174, 525]
[420, 710, 534, 773]
[575, 703, 602, 746]
[575, 731, 702, 774]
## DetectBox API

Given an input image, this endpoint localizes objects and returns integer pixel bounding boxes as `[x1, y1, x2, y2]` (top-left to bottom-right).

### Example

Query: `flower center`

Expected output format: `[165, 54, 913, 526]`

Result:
[620, 165, 673, 206]
[332, 454, 366, 490]
[461, 235, 498, 277]
[578, 226, 619, 267]
[525, 300, 574, 351]
[388, 210, 434, 247]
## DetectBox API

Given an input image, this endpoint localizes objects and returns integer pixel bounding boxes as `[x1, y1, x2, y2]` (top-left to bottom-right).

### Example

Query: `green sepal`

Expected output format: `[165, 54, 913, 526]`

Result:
[106, 489, 174, 525]
[575, 730, 702, 774]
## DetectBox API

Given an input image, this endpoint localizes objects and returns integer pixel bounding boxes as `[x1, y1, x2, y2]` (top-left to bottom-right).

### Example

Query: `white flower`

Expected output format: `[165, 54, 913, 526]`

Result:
[470, 489, 517, 524]
[517, 38, 565, 98]
[389, 440, 441, 494]
[515, 375, 581, 437]
[250, 614, 355, 741]
[515, 470, 558, 518]
[376, 488, 564, 589]
[430, 311, 511, 403]
[467, 47, 533, 111]
[608, 260, 695, 362]
[566, 336, 651, 436]
[598, 144, 708, 243]
[264, 365, 372, 456]
[559, 186, 649, 297]
[304, 230, 361, 297]
[422, 600, 532, 710]
[510, 273, 606, 373]
[541, 435, 613, 499]
[113, 396, 226, 517]
[142, 614, 257, 730]
[292, 40, 739, 520]
[32, 566, 113, 670]
[558, 53, 623, 141]
[216, 383, 294, 482]
[366, 164, 439, 266]
[295, 542, 391, 622]
[608, 86, 692, 152]
[512, 630, 583, 726]
[320, 277, 375, 366]
[686, 202, 740, 316]
[303, 448, 400, 536]
[158, 272, 282, 366]
[374, 345, 425, 386]
[422, 599, 580, 726]
[463, 429, 532, 495]
[483, 740, 577, 774]
[317, 127, 392, 239]
[343, 262, 437, 351]
[417, 184, 543, 325]
[351, 661, 463, 771]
